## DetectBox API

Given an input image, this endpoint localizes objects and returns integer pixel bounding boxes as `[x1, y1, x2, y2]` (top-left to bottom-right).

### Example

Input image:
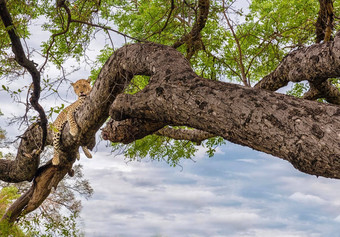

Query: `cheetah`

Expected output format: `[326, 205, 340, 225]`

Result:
[52, 78, 93, 165]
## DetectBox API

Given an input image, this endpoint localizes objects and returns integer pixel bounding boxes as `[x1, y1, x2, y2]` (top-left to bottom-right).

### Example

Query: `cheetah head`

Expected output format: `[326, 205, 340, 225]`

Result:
[71, 78, 92, 97]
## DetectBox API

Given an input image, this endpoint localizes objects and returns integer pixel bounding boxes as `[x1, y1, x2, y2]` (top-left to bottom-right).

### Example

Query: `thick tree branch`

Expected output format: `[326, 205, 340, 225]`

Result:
[155, 127, 215, 144]
[4, 38, 340, 221]
[101, 118, 215, 144]
[96, 43, 340, 179]
[0, 124, 51, 183]
[2, 37, 151, 222]
[303, 79, 340, 105]
[2, 162, 71, 223]
[254, 31, 340, 91]
[101, 118, 166, 144]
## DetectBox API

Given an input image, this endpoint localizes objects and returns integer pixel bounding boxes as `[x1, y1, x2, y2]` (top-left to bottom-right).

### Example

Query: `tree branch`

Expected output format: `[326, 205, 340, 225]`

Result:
[101, 118, 215, 144]
[222, 0, 249, 86]
[303, 79, 340, 105]
[172, 0, 210, 49]
[40, 0, 146, 71]
[4, 37, 340, 221]
[2, 162, 71, 223]
[101, 118, 165, 144]
[0, 124, 52, 183]
[155, 127, 215, 144]
[254, 31, 340, 91]
[0, 0, 47, 153]
[316, 0, 334, 43]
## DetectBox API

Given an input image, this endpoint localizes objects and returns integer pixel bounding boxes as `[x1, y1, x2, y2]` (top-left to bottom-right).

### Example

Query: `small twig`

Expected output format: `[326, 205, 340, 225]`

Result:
[40, 1, 72, 72]
[223, 1, 248, 86]
[70, 18, 146, 42]
[144, 0, 175, 40]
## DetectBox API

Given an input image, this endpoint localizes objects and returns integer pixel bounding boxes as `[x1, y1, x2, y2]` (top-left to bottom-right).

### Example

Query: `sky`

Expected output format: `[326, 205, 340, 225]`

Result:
[1, 1, 340, 237]
[77, 142, 340, 237]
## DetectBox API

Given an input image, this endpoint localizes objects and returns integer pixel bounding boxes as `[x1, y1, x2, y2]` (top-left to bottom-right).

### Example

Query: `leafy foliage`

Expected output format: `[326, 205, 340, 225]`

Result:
[286, 82, 309, 97]
[0, 163, 90, 236]
[1, 0, 339, 166]
[112, 135, 198, 167]
[20, 211, 84, 237]
[0, 187, 27, 237]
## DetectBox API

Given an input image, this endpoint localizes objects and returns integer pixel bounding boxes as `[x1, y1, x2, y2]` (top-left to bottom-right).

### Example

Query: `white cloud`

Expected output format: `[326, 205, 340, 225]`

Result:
[239, 228, 322, 237]
[237, 158, 258, 164]
[289, 192, 326, 205]
[334, 215, 340, 222]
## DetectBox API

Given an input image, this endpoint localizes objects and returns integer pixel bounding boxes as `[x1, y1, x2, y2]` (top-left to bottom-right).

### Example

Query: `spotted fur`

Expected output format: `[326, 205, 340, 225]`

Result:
[52, 79, 93, 165]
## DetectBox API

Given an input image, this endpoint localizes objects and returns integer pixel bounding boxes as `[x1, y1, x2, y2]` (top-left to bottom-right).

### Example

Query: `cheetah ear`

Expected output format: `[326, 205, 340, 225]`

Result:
[87, 78, 91, 83]
[71, 82, 74, 86]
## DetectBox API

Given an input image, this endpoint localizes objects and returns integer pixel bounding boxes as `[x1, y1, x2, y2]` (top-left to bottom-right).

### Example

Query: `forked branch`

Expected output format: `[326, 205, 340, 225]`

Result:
[0, 0, 47, 152]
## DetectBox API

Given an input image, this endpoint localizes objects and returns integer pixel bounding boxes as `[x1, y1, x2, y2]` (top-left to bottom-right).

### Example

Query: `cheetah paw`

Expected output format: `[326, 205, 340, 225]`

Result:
[52, 156, 60, 166]
[69, 127, 79, 137]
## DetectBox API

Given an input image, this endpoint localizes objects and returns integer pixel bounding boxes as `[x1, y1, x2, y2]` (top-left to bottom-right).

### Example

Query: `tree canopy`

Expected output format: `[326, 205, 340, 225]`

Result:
[0, 0, 340, 232]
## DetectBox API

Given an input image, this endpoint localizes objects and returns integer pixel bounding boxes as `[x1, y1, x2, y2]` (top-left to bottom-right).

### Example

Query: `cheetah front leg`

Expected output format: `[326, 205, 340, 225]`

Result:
[67, 109, 79, 137]
[66, 108, 92, 160]
[52, 152, 60, 165]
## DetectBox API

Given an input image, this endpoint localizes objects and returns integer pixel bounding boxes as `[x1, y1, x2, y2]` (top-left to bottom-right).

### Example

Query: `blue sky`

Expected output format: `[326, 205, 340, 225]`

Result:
[78, 142, 340, 237]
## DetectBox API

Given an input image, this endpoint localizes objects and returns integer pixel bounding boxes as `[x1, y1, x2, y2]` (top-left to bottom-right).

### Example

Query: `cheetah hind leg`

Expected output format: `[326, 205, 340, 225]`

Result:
[81, 146, 92, 159]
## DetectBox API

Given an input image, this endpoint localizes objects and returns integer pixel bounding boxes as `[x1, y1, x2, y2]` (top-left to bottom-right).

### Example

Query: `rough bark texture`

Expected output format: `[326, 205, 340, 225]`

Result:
[0, 124, 51, 183]
[316, 0, 334, 43]
[101, 118, 166, 144]
[5, 41, 335, 181]
[100, 43, 340, 179]
[172, 0, 210, 54]
[1, 162, 71, 223]
[255, 32, 340, 91]
[2, 0, 340, 226]
[101, 118, 215, 144]
[303, 80, 340, 105]
[155, 127, 215, 144]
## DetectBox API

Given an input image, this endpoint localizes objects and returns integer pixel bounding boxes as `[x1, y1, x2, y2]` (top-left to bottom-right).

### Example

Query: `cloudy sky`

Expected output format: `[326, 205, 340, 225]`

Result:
[1, 2, 340, 237]
[77, 142, 340, 237]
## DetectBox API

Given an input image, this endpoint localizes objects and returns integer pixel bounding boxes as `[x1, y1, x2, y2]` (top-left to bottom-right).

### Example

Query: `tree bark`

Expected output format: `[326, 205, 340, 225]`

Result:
[0, 124, 49, 183]
[101, 43, 340, 179]
[316, 0, 334, 43]
[172, 0, 210, 49]
[255, 32, 340, 91]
